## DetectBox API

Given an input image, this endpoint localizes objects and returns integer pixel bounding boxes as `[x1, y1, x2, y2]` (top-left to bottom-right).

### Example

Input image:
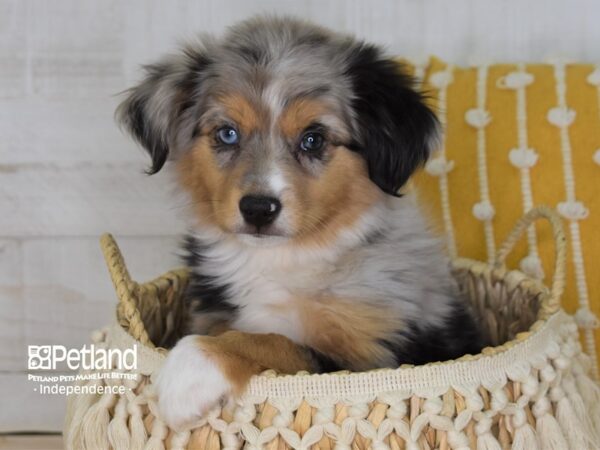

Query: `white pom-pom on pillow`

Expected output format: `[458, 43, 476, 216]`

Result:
[547, 106, 576, 127]
[425, 157, 455, 176]
[586, 69, 600, 86]
[520, 255, 545, 280]
[472, 201, 495, 221]
[429, 71, 454, 89]
[509, 148, 539, 169]
[557, 201, 589, 221]
[497, 71, 534, 89]
[465, 108, 491, 128]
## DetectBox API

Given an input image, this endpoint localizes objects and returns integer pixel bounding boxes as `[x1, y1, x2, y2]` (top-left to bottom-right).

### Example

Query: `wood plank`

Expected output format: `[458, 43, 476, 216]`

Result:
[0, 239, 21, 284]
[0, 373, 66, 433]
[0, 435, 63, 450]
[0, 1, 27, 99]
[0, 239, 23, 372]
[28, 0, 126, 100]
[0, 163, 187, 237]
[0, 98, 141, 165]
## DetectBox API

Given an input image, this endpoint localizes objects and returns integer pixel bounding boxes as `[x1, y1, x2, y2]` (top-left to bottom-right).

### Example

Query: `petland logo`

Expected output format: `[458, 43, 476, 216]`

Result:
[28, 344, 137, 371]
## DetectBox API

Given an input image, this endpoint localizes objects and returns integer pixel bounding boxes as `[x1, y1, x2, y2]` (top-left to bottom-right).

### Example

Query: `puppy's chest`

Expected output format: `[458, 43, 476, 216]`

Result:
[225, 260, 337, 342]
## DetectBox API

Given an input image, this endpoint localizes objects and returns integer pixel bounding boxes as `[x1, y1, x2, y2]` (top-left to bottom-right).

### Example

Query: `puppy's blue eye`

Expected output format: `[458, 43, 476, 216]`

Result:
[300, 132, 324, 152]
[216, 127, 239, 145]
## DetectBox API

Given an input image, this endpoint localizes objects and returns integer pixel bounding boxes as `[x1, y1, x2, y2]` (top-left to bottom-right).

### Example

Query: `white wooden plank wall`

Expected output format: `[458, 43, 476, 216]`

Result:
[1, 0, 599, 432]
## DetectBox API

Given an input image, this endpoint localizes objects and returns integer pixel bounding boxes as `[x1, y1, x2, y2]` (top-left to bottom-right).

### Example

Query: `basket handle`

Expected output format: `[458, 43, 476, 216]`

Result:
[493, 206, 567, 309]
[100, 233, 153, 346]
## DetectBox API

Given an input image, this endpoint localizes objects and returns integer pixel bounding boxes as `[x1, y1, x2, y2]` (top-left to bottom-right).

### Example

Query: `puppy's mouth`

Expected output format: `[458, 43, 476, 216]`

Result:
[235, 225, 289, 246]
[236, 224, 288, 238]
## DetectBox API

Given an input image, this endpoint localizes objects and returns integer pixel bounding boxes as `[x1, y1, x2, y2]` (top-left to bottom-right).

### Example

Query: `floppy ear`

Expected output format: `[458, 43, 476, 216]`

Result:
[116, 48, 210, 173]
[345, 44, 439, 195]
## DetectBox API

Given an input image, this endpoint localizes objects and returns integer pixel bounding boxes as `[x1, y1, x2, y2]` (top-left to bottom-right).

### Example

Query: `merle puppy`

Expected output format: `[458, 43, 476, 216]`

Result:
[117, 16, 482, 429]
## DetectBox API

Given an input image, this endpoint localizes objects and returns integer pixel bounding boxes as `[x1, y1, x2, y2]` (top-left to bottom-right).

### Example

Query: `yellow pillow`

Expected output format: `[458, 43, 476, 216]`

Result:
[410, 57, 600, 374]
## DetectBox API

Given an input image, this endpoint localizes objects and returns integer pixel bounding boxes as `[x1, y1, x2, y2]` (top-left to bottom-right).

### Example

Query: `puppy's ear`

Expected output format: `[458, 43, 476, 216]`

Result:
[116, 48, 210, 173]
[345, 44, 439, 195]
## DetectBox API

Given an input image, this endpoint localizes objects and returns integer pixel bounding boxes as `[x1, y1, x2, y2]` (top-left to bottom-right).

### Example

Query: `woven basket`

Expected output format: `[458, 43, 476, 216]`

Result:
[64, 206, 600, 450]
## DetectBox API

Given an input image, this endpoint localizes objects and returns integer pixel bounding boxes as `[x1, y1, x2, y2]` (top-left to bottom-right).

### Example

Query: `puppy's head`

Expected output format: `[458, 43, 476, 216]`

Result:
[117, 17, 438, 246]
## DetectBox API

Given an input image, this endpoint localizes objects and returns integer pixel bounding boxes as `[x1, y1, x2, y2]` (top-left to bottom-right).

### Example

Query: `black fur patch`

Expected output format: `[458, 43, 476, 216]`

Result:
[345, 44, 439, 195]
[306, 348, 344, 373]
[381, 305, 484, 366]
[182, 235, 238, 316]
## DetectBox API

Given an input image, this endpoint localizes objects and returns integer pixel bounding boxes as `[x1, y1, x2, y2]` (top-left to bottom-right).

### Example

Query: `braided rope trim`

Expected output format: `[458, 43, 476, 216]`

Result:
[469, 65, 496, 265]
[498, 63, 544, 280]
[107, 310, 571, 400]
[425, 65, 458, 259]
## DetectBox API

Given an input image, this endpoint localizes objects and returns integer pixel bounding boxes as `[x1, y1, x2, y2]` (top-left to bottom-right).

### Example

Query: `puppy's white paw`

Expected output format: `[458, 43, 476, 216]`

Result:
[155, 335, 230, 430]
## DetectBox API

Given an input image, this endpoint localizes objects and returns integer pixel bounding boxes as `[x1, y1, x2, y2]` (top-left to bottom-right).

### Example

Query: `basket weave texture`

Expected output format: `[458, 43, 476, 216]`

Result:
[64, 207, 600, 450]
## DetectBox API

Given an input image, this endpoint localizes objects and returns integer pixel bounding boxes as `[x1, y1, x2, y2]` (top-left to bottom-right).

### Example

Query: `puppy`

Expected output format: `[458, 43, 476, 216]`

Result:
[117, 16, 482, 429]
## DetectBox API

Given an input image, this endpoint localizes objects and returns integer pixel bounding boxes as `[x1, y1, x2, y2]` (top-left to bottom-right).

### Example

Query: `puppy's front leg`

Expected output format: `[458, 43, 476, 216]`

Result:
[155, 331, 316, 430]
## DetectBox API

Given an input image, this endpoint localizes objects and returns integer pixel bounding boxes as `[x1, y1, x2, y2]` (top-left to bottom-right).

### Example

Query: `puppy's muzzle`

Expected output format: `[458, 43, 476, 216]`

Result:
[239, 195, 282, 228]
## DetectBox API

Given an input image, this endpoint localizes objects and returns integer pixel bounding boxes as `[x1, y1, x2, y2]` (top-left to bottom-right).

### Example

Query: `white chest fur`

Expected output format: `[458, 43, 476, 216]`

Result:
[194, 236, 340, 343]
[227, 261, 301, 340]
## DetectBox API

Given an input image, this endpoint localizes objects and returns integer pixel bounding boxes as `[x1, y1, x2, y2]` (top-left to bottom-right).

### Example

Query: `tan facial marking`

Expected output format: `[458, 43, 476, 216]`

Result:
[218, 93, 266, 134]
[288, 147, 382, 246]
[278, 98, 333, 139]
[177, 137, 245, 231]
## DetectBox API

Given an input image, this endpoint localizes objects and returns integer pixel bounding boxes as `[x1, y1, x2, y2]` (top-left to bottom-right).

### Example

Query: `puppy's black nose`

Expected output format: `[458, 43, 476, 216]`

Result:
[239, 195, 282, 228]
